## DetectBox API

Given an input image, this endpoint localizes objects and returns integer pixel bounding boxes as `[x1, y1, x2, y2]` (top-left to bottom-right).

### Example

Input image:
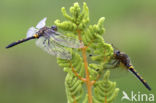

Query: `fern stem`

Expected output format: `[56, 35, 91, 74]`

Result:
[77, 30, 82, 42]
[70, 63, 86, 82]
[91, 74, 100, 85]
[82, 47, 93, 103]
[77, 29, 93, 103]
[86, 40, 93, 48]
[72, 96, 77, 103]
[105, 96, 107, 103]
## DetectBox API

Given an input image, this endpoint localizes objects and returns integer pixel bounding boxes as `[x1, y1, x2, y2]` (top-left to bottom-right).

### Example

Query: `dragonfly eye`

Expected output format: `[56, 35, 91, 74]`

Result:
[51, 25, 57, 31]
[115, 50, 120, 56]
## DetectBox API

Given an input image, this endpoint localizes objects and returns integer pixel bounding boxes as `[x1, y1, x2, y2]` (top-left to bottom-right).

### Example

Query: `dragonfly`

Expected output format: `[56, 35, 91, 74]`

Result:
[6, 17, 83, 60]
[113, 49, 151, 91]
[89, 45, 151, 91]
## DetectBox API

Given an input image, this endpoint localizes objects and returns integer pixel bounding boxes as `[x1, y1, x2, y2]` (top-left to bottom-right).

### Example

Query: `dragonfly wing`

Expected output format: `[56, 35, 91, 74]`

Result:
[36, 17, 47, 29]
[47, 30, 84, 48]
[51, 40, 72, 60]
[36, 37, 72, 60]
[26, 26, 38, 38]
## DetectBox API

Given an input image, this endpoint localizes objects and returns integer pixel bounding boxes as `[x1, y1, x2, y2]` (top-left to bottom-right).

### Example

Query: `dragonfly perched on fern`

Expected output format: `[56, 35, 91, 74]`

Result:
[112, 49, 151, 90]
[89, 44, 151, 91]
[6, 17, 84, 60]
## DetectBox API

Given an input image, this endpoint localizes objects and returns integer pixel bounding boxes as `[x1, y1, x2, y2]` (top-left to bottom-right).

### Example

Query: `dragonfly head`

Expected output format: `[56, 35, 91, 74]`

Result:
[51, 25, 57, 31]
[114, 50, 120, 57]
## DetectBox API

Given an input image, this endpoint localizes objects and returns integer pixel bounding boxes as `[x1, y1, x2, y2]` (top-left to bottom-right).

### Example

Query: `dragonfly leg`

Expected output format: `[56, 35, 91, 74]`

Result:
[43, 38, 47, 47]
[107, 60, 120, 69]
[113, 60, 120, 68]
[47, 39, 50, 46]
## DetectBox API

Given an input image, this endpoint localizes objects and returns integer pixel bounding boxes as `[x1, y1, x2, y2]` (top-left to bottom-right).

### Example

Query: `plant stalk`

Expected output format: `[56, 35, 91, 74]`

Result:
[77, 30, 93, 103]
[105, 96, 107, 103]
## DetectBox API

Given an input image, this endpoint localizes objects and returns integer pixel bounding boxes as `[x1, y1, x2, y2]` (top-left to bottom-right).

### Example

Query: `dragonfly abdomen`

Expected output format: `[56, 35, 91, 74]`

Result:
[6, 36, 37, 48]
[128, 65, 151, 91]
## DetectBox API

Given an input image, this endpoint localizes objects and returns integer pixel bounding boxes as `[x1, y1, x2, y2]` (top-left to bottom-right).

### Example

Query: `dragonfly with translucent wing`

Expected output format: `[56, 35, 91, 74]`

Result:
[6, 17, 83, 59]
[89, 44, 151, 91]
[112, 48, 151, 91]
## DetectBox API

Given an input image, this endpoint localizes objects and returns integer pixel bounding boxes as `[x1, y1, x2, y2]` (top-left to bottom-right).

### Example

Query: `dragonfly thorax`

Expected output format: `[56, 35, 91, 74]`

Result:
[114, 50, 130, 67]
[37, 27, 49, 36]
[37, 26, 58, 38]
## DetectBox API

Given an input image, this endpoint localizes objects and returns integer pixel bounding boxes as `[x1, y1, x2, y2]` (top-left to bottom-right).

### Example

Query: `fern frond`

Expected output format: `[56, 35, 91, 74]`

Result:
[54, 20, 77, 32]
[55, 2, 89, 32]
[90, 38, 114, 62]
[81, 17, 105, 46]
[93, 71, 119, 103]
[65, 73, 84, 103]
[55, 2, 119, 103]
[57, 50, 85, 77]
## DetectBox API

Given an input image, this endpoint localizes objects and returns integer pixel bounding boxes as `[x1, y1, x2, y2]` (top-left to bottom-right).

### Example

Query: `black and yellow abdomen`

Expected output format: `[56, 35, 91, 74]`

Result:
[6, 34, 39, 48]
[128, 65, 151, 91]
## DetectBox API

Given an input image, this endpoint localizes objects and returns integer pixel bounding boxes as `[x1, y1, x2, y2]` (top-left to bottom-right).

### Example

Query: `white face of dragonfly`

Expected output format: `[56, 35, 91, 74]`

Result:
[26, 17, 47, 38]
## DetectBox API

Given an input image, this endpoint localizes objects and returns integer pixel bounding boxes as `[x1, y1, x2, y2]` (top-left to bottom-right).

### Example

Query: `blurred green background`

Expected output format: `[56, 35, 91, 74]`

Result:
[0, 0, 156, 103]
